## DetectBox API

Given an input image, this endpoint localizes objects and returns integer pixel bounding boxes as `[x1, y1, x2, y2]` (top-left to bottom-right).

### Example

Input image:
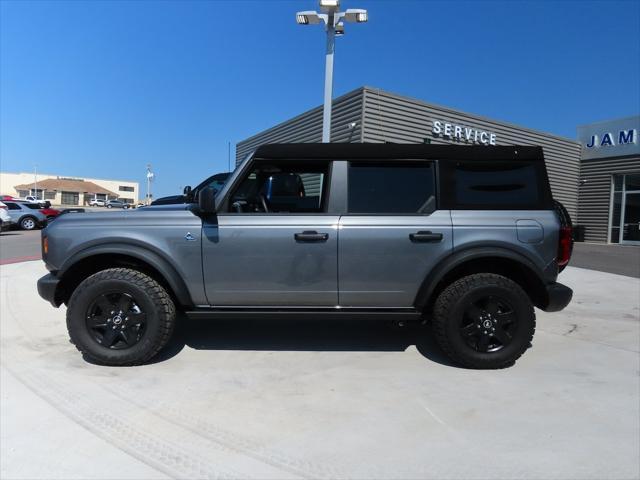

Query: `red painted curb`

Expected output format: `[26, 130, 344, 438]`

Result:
[0, 255, 42, 265]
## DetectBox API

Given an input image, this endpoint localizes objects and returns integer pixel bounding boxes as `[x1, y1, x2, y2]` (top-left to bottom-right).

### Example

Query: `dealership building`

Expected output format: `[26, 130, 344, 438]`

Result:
[0, 172, 139, 206]
[237, 86, 639, 244]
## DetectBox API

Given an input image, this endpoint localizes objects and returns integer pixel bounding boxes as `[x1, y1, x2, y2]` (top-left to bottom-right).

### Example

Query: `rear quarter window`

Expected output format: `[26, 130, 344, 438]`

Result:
[442, 160, 551, 210]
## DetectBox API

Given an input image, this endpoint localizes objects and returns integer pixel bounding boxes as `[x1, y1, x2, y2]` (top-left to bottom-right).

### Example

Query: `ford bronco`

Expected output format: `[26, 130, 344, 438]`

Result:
[37, 144, 573, 368]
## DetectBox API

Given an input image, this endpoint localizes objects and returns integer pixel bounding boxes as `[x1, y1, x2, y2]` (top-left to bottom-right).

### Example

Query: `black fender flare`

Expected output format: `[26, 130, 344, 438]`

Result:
[59, 242, 193, 307]
[414, 246, 549, 311]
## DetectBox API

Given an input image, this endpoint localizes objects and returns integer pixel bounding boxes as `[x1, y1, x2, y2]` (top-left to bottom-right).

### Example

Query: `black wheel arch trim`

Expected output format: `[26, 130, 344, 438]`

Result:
[414, 246, 552, 312]
[57, 243, 194, 307]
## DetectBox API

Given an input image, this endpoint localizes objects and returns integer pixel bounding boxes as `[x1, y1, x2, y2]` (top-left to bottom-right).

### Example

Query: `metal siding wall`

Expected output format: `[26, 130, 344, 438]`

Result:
[361, 88, 581, 219]
[235, 89, 364, 165]
[578, 156, 640, 243]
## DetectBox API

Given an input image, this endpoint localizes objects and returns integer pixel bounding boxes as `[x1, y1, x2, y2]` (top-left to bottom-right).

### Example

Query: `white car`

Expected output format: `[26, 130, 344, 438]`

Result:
[0, 201, 12, 230]
[89, 199, 106, 207]
[23, 196, 41, 203]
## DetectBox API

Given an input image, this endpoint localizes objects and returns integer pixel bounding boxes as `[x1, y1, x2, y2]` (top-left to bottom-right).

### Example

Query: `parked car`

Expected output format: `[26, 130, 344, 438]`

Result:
[105, 199, 130, 209]
[23, 203, 62, 222]
[89, 199, 106, 207]
[151, 172, 230, 206]
[0, 201, 13, 231]
[38, 144, 573, 368]
[60, 208, 86, 215]
[3, 200, 47, 230]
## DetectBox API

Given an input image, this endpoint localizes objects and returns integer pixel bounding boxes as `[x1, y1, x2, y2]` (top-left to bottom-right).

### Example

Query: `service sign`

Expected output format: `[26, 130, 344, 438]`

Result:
[578, 115, 640, 160]
[432, 120, 497, 145]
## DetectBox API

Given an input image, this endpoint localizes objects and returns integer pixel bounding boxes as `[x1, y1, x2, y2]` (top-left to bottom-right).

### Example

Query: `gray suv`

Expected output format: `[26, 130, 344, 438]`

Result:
[37, 144, 573, 368]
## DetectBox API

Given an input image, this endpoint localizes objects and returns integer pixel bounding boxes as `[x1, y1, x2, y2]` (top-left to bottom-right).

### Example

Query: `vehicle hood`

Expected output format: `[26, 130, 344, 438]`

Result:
[50, 203, 195, 226]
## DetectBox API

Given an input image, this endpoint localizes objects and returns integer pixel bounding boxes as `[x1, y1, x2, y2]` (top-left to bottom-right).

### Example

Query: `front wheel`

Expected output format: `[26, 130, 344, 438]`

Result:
[66, 268, 176, 366]
[106, 204, 112, 208]
[432, 273, 535, 369]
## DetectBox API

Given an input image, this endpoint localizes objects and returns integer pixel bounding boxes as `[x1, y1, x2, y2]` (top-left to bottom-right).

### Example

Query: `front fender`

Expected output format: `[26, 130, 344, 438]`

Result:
[59, 242, 196, 307]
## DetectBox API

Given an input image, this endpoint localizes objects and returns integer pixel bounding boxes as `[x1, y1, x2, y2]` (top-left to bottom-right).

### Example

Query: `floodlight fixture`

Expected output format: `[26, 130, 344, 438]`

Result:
[319, 0, 340, 11]
[344, 8, 368, 23]
[296, 11, 322, 25]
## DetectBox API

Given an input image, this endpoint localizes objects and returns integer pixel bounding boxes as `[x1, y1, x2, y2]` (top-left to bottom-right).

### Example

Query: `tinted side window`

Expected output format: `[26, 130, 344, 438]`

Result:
[451, 161, 542, 208]
[5, 202, 21, 210]
[228, 161, 329, 214]
[348, 162, 436, 214]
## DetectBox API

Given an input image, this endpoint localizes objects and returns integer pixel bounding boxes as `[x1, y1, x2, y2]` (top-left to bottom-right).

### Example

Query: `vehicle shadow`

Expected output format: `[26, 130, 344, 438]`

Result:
[152, 313, 459, 368]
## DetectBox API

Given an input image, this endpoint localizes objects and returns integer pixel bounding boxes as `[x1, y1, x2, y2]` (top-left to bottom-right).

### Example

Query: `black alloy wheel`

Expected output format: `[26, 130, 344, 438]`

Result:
[86, 292, 147, 349]
[459, 295, 516, 353]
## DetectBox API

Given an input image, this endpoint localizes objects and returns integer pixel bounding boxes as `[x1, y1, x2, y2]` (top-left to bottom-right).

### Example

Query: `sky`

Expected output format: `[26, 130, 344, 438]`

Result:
[1, 0, 639, 198]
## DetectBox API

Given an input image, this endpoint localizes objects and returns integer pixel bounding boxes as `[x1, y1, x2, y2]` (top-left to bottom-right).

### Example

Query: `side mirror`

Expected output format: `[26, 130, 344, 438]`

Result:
[198, 186, 216, 214]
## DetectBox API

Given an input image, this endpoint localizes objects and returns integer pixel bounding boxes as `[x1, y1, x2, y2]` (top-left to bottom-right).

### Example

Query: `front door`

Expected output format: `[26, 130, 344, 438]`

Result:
[338, 161, 453, 307]
[202, 160, 338, 306]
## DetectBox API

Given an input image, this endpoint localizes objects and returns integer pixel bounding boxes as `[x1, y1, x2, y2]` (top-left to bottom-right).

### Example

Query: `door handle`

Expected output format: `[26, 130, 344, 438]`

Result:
[409, 231, 443, 243]
[294, 231, 329, 242]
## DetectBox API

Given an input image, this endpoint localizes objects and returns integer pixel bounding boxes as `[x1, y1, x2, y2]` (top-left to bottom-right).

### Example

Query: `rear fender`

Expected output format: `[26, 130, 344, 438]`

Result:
[414, 246, 550, 312]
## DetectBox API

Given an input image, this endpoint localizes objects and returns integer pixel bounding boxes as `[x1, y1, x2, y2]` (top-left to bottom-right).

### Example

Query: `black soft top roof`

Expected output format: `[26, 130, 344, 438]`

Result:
[253, 143, 544, 161]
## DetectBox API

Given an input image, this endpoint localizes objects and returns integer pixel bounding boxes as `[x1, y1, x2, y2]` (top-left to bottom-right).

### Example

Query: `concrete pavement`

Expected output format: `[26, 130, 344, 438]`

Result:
[1, 261, 638, 479]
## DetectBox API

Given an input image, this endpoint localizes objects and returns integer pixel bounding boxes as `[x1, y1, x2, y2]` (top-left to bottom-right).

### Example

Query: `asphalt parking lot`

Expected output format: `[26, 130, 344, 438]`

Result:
[1, 261, 639, 479]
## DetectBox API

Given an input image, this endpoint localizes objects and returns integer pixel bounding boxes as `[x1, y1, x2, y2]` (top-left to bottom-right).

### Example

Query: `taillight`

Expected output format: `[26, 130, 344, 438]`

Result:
[557, 226, 573, 271]
[42, 236, 49, 256]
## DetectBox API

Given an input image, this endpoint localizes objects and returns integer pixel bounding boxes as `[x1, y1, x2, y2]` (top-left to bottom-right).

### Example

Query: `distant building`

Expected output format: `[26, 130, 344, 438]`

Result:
[0, 172, 139, 206]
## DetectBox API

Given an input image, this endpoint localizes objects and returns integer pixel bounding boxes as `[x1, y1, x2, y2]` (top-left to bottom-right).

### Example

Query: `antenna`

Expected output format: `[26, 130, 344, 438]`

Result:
[228, 141, 231, 172]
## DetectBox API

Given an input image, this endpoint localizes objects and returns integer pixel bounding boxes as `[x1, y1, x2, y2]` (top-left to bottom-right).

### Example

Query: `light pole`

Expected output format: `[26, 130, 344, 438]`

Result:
[146, 164, 154, 205]
[33, 165, 38, 200]
[296, 0, 368, 142]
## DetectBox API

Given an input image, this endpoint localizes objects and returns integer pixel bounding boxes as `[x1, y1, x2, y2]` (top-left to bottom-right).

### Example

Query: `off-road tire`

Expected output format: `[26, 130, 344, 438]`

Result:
[20, 216, 38, 230]
[432, 273, 535, 369]
[66, 268, 176, 366]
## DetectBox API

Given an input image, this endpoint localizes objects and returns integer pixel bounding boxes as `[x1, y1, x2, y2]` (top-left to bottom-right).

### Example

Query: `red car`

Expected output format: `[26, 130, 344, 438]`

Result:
[41, 207, 61, 221]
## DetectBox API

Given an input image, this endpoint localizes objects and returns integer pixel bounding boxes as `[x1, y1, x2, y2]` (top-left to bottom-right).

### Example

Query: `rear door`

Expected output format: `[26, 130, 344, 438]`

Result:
[338, 160, 453, 308]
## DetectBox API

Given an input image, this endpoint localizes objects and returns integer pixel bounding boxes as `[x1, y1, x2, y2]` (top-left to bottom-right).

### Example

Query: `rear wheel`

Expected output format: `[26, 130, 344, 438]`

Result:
[66, 268, 176, 366]
[20, 216, 37, 230]
[432, 273, 535, 369]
